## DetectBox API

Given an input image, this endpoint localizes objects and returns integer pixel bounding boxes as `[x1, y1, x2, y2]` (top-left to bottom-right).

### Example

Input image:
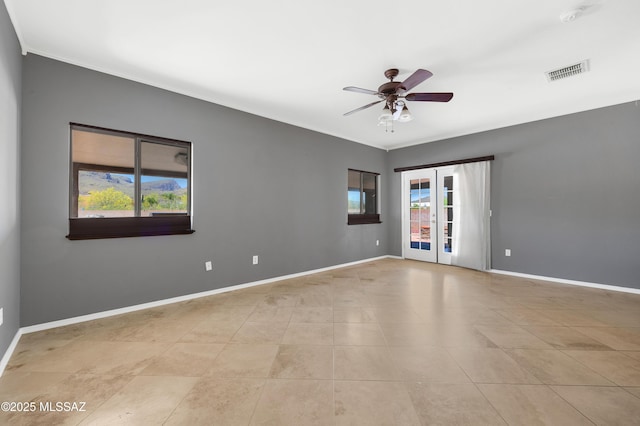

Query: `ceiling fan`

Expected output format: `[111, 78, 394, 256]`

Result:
[343, 68, 453, 125]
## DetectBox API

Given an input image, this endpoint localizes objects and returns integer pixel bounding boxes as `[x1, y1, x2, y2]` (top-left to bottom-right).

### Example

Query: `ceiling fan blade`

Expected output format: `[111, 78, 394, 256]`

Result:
[343, 99, 384, 116]
[405, 92, 454, 102]
[343, 86, 379, 96]
[399, 69, 433, 93]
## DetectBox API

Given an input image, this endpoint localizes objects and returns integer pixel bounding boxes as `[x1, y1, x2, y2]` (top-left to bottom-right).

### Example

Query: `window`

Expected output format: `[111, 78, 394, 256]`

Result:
[68, 123, 194, 239]
[347, 169, 381, 225]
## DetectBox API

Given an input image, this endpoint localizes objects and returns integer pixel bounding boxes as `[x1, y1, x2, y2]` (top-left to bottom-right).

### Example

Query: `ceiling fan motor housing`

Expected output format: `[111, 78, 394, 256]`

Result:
[384, 68, 400, 80]
[378, 82, 402, 96]
[379, 68, 403, 96]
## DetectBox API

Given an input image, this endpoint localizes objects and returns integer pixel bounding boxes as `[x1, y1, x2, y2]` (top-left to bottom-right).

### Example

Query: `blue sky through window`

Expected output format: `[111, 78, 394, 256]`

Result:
[113, 173, 187, 189]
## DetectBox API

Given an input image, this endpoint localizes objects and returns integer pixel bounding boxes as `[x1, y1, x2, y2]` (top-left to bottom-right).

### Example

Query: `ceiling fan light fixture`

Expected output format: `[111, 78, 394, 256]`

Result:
[398, 105, 413, 122]
[377, 118, 392, 127]
[378, 104, 393, 122]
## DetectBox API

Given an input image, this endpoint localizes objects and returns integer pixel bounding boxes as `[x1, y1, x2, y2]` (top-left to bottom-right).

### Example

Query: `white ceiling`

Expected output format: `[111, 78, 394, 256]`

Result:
[5, 0, 640, 150]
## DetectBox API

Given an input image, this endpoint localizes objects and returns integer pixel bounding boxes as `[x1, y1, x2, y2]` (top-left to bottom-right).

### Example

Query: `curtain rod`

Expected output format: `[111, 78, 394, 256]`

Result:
[393, 155, 495, 173]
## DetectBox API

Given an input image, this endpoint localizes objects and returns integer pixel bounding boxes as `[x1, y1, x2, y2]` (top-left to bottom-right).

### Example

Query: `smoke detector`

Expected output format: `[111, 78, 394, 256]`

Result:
[546, 60, 590, 82]
[560, 8, 586, 23]
[560, 2, 601, 23]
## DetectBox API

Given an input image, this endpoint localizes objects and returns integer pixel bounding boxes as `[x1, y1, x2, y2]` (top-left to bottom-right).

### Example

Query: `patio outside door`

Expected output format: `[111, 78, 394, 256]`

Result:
[402, 167, 455, 264]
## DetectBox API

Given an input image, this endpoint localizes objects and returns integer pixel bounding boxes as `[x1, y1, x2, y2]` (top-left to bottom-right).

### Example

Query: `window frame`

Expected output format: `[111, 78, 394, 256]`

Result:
[347, 168, 381, 225]
[67, 123, 194, 240]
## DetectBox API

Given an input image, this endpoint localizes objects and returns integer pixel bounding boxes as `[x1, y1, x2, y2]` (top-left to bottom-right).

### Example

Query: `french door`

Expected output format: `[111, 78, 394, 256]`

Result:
[402, 167, 455, 264]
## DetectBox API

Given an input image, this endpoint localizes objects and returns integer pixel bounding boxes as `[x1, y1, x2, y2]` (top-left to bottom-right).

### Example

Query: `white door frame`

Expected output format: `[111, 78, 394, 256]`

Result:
[402, 169, 437, 262]
[401, 166, 455, 264]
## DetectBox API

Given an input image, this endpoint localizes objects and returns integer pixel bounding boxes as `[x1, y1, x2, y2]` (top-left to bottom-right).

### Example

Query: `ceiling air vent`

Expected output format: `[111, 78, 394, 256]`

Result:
[546, 60, 589, 82]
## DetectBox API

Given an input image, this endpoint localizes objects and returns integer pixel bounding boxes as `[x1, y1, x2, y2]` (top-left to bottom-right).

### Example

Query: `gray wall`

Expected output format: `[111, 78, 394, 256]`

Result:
[13, 48, 640, 329]
[20, 55, 387, 326]
[0, 2, 21, 357]
[388, 102, 640, 290]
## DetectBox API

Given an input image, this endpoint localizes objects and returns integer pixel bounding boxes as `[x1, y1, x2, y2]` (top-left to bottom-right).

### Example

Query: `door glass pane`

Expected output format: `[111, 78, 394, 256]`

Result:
[420, 179, 431, 250]
[140, 141, 189, 216]
[444, 175, 453, 192]
[410, 179, 420, 216]
[410, 179, 419, 248]
[410, 221, 420, 248]
[443, 174, 454, 253]
[409, 178, 431, 251]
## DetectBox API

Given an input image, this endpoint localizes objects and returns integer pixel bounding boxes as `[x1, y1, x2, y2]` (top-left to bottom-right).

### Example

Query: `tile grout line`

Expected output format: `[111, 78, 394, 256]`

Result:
[546, 384, 599, 425]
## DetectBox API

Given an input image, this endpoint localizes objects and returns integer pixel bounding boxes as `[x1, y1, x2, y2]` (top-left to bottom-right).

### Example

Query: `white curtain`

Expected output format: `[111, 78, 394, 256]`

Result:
[451, 161, 491, 271]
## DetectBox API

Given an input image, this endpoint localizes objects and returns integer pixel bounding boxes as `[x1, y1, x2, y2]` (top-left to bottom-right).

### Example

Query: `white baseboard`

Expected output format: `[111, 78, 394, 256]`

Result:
[0, 330, 22, 378]
[20, 255, 392, 335]
[489, 269, 640, 295]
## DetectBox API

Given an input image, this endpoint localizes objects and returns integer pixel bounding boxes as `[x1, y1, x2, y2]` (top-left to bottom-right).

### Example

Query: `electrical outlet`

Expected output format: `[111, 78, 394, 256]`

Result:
[252, 255, 259, 265]
[376, 240, 380, 246]
[505, 249, 511, 257]
[205, 261, 213, 271]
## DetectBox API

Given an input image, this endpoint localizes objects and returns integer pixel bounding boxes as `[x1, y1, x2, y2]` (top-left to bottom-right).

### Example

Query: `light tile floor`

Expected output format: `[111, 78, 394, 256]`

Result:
[2, 259, 640, 425]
